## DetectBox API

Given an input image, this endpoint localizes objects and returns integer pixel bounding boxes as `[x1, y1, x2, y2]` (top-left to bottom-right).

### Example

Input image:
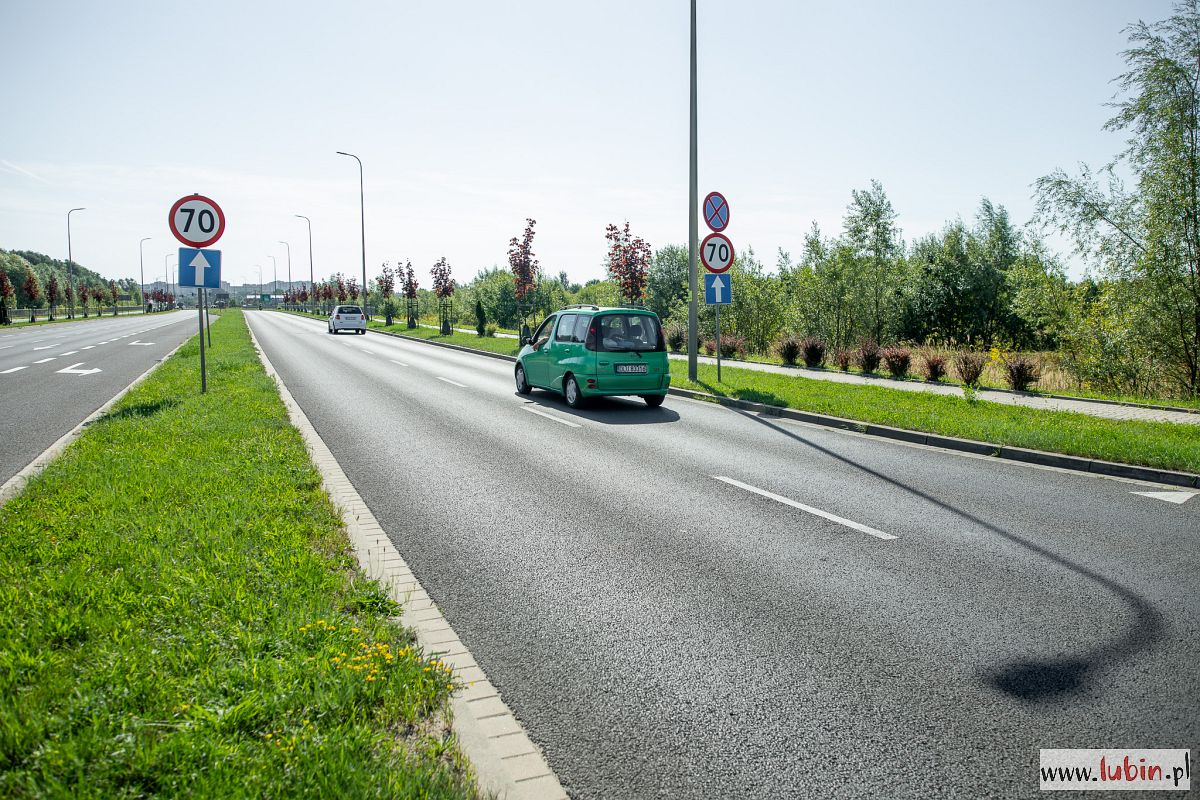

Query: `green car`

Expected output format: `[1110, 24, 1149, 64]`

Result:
[515, 306, 670, 408]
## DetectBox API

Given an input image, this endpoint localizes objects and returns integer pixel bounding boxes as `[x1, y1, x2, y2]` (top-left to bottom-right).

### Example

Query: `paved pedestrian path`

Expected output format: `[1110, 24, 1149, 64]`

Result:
[670, 353, 1200, 426]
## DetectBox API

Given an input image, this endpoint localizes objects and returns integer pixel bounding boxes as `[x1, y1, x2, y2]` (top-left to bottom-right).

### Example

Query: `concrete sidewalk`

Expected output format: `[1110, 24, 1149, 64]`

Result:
[670, 353, 1200, 426]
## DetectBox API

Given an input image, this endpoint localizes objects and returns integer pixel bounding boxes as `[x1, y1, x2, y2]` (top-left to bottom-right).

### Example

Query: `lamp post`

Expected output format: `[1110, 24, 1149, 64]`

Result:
[67, 208, 85, 319]
[139, 237, 151, 313]
[278, 240, 291, 309]
[256, 265, 263, 308]
[335, 151, 368, 319]
[687, 0, 699, 382]
[165, 253, 177, 308]
[295, 215, 314, 313]
[268, 255, 277, 308]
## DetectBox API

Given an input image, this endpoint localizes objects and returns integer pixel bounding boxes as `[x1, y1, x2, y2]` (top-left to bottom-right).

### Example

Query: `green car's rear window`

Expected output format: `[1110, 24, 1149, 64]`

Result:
[596, 313, 664, 352]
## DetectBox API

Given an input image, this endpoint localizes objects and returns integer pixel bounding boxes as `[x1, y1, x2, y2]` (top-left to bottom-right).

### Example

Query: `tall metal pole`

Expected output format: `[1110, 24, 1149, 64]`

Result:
[687, 0, 699, 382]
[197, 288, 207, 393]
[257, 265, 263, 307]
[278, 240, 291, 308]
[268, 255, 277, 307]
[67, 208, 85, 319]
[139, 237, 151, 313]
[295, 215, 314, 313]
[336, 151, 368, 319]
[204, 288, 212, 347]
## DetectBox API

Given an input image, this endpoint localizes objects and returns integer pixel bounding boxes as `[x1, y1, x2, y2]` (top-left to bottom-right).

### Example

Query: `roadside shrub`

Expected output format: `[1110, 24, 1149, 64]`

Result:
[485, 324, 497, 338]
[955, 351, 987, 387]
[801, 336, 827, 368]
[882, 346, 911, 379]
[834, 349, 852, 371]
[857, 338, 881, 374]
[1004, 354, 1041, 392]
[665, 322, 687, 352]
[703, 339, 716, 356]
[718, 333, 747, 359]
[776, 335, 802, 366]
[922, 352, 947, 382]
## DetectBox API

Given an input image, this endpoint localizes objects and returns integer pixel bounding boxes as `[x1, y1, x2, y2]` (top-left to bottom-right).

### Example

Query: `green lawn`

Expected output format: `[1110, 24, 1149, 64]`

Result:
[671, 361, 1200, 474]
[0, 309, 477, 799]
[3, 307, 148, 328]
[367, 319, 522, 357]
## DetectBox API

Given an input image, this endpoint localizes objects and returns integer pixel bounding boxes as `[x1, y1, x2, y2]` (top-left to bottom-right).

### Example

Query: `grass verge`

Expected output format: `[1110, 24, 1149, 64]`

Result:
[671, 361, 1200, 474]
[1, 308, 149, 329]
[365, 318, 521, 357]
[0, 309, 477, 798]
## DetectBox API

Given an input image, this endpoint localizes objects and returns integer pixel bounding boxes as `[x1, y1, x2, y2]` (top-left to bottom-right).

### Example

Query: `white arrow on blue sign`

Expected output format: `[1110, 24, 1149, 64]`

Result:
[178, 247, 222, 289]
[705, 272, 731, 305]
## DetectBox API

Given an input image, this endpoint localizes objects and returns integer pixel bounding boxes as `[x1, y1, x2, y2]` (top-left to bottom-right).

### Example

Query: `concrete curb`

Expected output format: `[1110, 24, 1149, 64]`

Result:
[247, 317, 567, 800]
[364, 324, 1200, 490]
[0, 335, 191, 507]
[668, 386, 1200, 489]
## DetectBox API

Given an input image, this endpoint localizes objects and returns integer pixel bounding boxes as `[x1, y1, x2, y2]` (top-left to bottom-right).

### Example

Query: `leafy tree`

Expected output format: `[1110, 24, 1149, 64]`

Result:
[0, 269, 12, 325]
[475, 298, 487, 336]
[722, 247, 786, 355]
[844, 180, 902, 342]
[605, 221, 652, 305]
[22, 266, 41, 321]
[376, 263, 398, 325]
[431, 257, 455, 333]
[110, 280, 120, 315]
[646, 244, 689, 319]
[1036, 1, 1200, 396]
[45, 273, 61, 320]
[402, 261, 419, 327]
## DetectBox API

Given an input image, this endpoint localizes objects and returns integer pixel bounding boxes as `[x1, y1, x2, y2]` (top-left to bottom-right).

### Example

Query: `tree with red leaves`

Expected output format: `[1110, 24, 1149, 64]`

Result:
[376, 263, 398, 326]
[46, 273, 61, 320]
[109, 280, 120, 316]
[335, 274, 348, 304]
[79, 286, 91, 318]
[22, 266, 41, 322]
[431, 257, 455, 334]
[402, 261, 418, 328]
[347, 277, 360, 305]
[509, 218, 539, 339]
[0, 269, 13, 325]
[605, 222, 652, 306]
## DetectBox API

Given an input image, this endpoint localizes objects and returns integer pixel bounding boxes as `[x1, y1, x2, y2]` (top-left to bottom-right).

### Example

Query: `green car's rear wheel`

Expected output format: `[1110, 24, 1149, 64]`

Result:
[643, 394, 665, 407]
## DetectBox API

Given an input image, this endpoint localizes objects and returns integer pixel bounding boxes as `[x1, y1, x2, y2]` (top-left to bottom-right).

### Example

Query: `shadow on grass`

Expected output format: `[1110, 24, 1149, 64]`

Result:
[102, 399, 181, 423]
[693, 380, 790, 409]
[740, 410, 1164, 705]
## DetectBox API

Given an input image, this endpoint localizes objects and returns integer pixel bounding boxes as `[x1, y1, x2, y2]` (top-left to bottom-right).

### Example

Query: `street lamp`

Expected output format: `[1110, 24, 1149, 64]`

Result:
[295, 215, 314, 313]
[165, 253, 177, 307]
[256, 265, 263, 307]
[67, 208, 85, 318]
[336, 150, 368, 318]
[687, 0, 699, 382]
[139, 237, 151, 312]
[278, 240, 291, 308]
[268, 255, 277, 307]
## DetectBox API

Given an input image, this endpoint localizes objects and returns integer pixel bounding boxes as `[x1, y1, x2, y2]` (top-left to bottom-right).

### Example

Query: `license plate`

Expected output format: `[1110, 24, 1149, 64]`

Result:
[616, 364, 648, 374]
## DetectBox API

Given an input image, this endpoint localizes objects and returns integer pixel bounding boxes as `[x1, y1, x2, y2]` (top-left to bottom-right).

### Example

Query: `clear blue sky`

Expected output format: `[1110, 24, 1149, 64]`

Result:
[0, 0, 1174, 288]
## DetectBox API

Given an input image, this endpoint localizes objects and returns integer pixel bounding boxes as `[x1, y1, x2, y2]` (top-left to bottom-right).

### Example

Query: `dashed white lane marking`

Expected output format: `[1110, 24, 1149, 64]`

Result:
[712, 476, 897, 541]
[1, 366, 27, 374]
[60, 350, 78, 356]
[436, 377, 467, 388]
[1131, 490, 1197, 505]
[0, 345, 11, 350]
[359, 348, 376, 355]
[33, 357, 57, 364]
[33, 346, 53, 351]
[390, 360, 409, 367]
[129, 341, 154, 346]
[522, 405, 582, 428]
[81, 345, 95, 350]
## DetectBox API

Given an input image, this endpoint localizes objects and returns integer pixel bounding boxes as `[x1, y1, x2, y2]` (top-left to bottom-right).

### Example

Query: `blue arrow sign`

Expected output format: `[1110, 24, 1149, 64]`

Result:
[705, 273, 731, 305]
[177, 247, 222, 289]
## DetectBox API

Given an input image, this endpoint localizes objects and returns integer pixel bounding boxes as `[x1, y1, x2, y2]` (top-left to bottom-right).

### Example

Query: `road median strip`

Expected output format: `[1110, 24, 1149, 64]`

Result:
[0, 309, 482, 798]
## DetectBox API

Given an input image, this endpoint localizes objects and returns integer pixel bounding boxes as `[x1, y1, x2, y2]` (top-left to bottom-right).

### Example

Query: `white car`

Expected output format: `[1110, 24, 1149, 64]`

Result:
[328, 305, 366, 335]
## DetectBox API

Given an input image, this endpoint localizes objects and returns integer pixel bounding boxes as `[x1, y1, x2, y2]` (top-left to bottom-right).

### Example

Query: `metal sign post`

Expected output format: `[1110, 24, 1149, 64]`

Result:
[701, 198, 734, 384]
[170, 192, 225, 393]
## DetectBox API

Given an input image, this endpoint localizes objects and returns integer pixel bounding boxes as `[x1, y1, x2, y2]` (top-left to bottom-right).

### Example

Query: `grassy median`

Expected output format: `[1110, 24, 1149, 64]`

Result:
[0, 310, 477, 798]
[671, 361, 1200, 474]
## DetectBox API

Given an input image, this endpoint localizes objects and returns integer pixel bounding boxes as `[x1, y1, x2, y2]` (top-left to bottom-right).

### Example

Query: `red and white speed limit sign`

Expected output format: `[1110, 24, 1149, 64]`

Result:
[168, 194, 226, 248]
[700, 232, 735, 273]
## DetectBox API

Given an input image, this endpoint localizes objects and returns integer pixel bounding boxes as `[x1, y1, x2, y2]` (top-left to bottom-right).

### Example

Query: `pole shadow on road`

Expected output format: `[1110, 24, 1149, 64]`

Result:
[739, 411, 1165, 705]
[517, 392, 682, 425]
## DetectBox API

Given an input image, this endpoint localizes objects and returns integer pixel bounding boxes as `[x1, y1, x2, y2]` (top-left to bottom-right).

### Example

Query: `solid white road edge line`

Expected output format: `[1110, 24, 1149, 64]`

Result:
[390, 360, 409, 367]
[712, 475, 897, 541]
[437, 376, 467, 387]
[245, 313, 568, 800]
[0, 338, 190, 507]
[522, 405, 582, 428]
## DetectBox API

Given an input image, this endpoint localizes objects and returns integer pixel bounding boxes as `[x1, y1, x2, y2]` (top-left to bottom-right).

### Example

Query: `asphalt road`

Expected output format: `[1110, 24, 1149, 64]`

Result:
[0, 311, 198, 486]
[249, 310, 1199, 799]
